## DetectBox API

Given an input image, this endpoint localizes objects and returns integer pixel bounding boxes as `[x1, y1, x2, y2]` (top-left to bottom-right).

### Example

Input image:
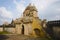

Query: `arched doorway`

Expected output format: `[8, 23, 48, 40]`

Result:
[22, 25, 24, 34]
[34, 28, 40, 36]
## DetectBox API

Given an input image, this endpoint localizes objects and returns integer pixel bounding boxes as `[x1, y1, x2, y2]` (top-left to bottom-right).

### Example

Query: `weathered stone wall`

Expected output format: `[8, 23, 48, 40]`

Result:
[27, 23, 33, 35]
[0, 27, 3, 31]
[15, 23, 32, 35]
[24, 23, 32, 35]
[31, 18, 46, 37]
[15, 24, 22, 34]
[5, 27, 15, 33]
[24, 24, 29, 35]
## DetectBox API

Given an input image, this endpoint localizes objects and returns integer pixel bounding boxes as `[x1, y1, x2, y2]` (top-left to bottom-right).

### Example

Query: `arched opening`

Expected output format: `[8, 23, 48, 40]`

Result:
[22, 25, 24, 34]
[34, 28, 40, 36]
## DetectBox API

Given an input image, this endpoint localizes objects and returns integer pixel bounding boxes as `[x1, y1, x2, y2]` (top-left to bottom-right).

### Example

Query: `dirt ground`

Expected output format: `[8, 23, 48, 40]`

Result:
[0, 34, 50, 40]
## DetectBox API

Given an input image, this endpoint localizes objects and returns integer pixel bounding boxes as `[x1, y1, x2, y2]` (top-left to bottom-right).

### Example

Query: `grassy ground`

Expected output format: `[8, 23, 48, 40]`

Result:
[0, 31, 11, 34]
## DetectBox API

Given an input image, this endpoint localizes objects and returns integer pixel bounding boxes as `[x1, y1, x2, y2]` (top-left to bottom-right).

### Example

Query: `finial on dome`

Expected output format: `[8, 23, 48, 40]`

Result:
[29, 3, 32, 6]
[29, 3, 31, 5]
[29, 3, 34, 6]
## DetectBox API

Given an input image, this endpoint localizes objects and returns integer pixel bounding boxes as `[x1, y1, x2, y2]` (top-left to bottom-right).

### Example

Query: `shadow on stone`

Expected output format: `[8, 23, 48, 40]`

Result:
[0, 35, 9, 40]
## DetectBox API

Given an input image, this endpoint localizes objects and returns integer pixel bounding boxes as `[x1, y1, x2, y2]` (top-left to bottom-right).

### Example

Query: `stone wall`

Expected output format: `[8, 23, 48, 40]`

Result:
[15, 24, 22, 34]
[24, 23, 32, 35]
[15, 23, 32, 35]
[5, 27, 15, 33]
[0, 27, 3, 31]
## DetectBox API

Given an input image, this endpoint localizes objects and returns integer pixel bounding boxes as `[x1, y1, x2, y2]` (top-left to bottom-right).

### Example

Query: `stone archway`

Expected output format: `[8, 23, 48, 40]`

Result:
[34, 28, 40, 36]
[21, 25, 24, 34]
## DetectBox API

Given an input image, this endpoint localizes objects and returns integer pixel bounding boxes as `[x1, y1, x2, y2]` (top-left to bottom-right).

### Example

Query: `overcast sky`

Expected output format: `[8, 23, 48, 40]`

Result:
[0, 0, 60, 25]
